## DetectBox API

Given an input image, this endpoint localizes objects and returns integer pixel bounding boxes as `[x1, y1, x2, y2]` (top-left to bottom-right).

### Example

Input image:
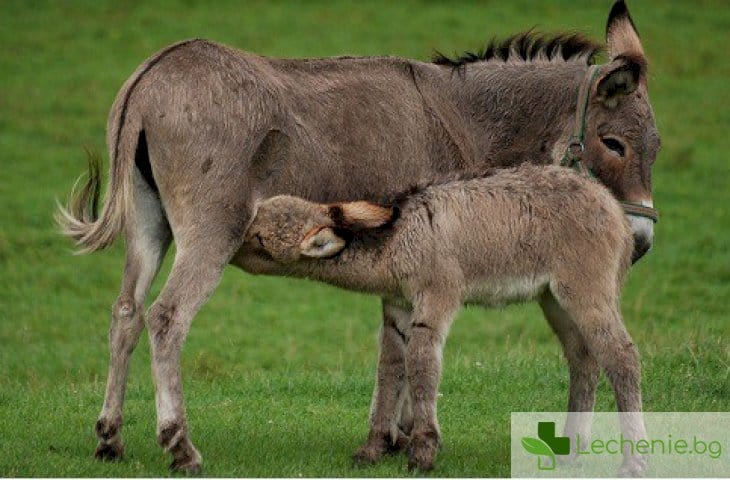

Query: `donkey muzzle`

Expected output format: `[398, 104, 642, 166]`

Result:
[628, 214, 654, 264]
[632, 234, 652, 264]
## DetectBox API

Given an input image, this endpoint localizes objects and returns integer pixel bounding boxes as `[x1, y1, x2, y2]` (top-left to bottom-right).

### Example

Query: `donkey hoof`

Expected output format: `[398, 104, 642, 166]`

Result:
[406, 432, 439, 472]
[352, 444, 384, 466]
[94, 441, 124, 461]
[170, 444, 203, 475]
[407, 457, 434, 473]
[170, 458, 202, 475]
[406, 444, 436, 472]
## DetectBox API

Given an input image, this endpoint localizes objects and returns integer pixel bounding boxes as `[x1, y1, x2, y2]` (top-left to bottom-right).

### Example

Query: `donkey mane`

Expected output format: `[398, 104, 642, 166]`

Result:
[432, 31, 603, 68]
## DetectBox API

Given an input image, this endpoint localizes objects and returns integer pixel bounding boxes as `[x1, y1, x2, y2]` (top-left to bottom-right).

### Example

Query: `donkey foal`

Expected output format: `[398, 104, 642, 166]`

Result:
[240, 164, 645, 474]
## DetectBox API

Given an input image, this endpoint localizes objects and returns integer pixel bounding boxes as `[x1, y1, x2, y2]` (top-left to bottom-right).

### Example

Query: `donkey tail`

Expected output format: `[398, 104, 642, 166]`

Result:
[55, 75, 143, 254]
[56, 40, 203, 254]
[56, 92, 144, 253]
[55, 147, 124, 254]
[55, 53, 154, 254]
[55, 102, 142, 254]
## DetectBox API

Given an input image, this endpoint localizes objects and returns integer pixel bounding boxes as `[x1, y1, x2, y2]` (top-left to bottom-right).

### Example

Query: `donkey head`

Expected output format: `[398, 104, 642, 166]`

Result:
[582, 1, 660, 260]
[247, 195, 394, 262]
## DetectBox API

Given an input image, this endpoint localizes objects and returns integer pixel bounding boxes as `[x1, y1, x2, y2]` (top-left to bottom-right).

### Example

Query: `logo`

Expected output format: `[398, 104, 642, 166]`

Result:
[512, 413, 727, 477]
[521, 421, 570, 470]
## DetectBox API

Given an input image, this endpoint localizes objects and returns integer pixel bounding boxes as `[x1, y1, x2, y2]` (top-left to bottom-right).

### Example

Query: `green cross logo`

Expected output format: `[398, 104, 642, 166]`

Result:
[521, 421, 571, 470]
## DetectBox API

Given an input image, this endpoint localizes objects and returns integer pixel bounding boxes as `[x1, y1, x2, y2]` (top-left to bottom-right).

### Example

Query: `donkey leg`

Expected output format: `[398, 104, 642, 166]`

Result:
[539, 291, 600, 457]
[557, 292, 646, 477]
[354, 300, 411, 465]
[145, 242, 234, 473]
[95, 171, 171, 461]
[404, 292, 459, 472]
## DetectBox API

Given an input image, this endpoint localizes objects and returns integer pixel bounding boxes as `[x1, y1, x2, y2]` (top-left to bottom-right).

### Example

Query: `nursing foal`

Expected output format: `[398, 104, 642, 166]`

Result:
[240, 164, 646, 474]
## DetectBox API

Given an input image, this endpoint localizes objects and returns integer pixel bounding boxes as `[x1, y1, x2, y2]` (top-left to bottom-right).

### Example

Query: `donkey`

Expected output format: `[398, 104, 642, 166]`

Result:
[241, 164, 646, 473]
[57, 1, 659, 473]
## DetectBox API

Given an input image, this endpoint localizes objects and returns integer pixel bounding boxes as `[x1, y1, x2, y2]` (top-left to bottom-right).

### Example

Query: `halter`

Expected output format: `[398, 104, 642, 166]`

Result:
[560, 65, 659, 223]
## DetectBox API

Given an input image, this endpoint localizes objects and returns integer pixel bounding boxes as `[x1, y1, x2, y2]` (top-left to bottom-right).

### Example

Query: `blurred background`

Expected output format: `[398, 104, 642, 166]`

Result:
[0, 0, 728, 476]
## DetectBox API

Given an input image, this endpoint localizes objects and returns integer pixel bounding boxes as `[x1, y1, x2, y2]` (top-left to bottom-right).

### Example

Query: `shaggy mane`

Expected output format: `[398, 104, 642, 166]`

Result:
[433, 31, 603, 68]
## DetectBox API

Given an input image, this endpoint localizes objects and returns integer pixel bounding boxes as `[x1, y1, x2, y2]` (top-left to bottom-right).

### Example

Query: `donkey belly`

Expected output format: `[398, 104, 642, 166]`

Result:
[135, 41, 486, 244]
[464, 275, 550, 308]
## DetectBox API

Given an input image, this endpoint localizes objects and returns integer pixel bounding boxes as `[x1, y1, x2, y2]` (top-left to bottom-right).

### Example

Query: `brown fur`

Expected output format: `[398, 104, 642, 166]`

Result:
[330, 202, 395, 230]
[243, 164, 643, 473]
[55, 2, 656, 474]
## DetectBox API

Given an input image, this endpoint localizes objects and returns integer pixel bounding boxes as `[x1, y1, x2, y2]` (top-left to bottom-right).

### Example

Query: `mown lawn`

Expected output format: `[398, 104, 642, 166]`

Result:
[0, 0, 728, 476]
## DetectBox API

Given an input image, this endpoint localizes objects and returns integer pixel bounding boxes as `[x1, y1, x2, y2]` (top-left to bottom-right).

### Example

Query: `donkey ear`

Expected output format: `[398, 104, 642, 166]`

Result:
[329, 201, 395, 230]
[606, 1, 644, 59]
[300, 227, 346, 258]
[596, 56, 644, 108]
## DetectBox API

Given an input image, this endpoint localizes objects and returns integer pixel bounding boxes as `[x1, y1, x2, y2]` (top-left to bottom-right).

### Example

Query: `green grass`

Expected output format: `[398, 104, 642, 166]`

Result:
[1, 0, 728, 476]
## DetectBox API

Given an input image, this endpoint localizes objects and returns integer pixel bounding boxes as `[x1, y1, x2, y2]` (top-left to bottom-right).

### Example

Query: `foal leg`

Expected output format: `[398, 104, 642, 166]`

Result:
[539, 291, 600, 457]
[354, 300, 411, 465]
[145, 241, 234, 473]
[555, 287, 647, 477]
[95, 171, 171, 460]
[405, 292, 460, 471]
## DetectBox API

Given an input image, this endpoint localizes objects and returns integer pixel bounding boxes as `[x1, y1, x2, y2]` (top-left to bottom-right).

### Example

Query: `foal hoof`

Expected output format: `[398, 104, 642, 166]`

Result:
[618, 454, 647, 477]
[353, 429, 411, 466]
[94, 441, 124, 461]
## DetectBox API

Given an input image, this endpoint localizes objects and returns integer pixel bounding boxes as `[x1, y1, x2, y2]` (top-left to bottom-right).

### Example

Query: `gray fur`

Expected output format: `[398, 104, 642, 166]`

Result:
[55, 2, 656, 474]
[244, 164, 644, 473]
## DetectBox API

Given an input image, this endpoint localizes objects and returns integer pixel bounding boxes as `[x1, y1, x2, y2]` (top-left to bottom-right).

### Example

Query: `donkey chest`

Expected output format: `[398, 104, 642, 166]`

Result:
[464, 275, 550, 308]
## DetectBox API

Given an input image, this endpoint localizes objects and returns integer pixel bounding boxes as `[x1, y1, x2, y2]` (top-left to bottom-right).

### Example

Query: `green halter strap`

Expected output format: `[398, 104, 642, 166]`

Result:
[560, 65, 659, 224]
[560, 65, 603, 176]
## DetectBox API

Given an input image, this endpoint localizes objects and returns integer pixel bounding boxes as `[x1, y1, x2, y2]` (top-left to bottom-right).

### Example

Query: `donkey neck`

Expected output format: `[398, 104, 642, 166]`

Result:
[438, 61, 588, 166]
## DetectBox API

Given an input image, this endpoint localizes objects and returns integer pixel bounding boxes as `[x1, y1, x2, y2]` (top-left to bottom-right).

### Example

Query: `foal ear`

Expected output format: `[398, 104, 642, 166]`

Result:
[606, 1, 644, 59]
[596, 56, 645, 108]
[329, 201, 396, 230]
[300, 227, 346, 258]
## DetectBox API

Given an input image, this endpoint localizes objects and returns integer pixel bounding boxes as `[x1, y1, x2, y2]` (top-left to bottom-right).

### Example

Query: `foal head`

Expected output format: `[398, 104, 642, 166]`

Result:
[246, 195, 394, 262]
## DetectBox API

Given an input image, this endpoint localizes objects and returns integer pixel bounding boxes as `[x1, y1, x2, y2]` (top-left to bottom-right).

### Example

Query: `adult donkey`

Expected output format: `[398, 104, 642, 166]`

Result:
[58, 1, 659, 473]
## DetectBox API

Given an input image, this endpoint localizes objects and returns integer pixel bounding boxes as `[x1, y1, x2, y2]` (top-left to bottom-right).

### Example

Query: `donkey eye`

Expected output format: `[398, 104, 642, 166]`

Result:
[601, 137, 626, 157]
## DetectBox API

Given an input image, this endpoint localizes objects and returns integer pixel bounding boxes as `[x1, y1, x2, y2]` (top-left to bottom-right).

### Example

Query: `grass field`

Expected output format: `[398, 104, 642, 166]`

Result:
[1, 0, 728, 476]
